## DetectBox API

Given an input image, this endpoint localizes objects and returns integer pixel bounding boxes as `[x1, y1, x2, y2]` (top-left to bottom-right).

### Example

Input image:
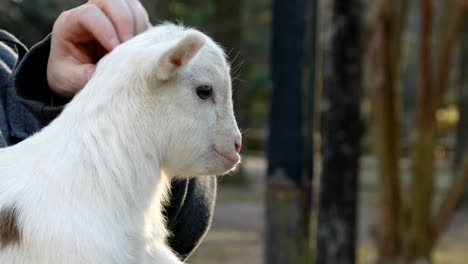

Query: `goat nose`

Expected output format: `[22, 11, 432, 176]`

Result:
[234, 133, 242, 153]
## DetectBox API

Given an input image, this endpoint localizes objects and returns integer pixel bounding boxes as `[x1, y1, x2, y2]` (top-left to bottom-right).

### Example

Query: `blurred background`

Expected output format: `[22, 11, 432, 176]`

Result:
[2, 0, 468, 263]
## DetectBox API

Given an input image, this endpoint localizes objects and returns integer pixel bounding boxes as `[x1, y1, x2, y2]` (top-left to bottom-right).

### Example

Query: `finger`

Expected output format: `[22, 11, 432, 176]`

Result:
[55, 5, 120, 51]
[91, 0, 135, 42]
[72, 63, 96, 91]
[61, 63, 96, 97]
[126, 0, 150, 34]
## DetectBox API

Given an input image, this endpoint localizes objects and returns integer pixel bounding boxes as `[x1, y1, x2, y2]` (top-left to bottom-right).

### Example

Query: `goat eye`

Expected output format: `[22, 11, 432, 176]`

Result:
[196, 85, 213, 100]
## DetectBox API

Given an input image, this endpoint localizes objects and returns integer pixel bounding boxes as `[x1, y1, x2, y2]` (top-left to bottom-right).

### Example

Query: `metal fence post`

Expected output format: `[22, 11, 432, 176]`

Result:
[266, 0, 318, 263]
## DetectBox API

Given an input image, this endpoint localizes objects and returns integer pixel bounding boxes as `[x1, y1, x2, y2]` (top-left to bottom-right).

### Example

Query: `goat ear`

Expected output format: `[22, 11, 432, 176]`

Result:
[155, 33, 206, 80]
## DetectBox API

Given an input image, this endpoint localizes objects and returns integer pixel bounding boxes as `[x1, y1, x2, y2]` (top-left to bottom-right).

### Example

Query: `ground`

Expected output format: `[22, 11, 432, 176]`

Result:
[188, 155, 468, 264]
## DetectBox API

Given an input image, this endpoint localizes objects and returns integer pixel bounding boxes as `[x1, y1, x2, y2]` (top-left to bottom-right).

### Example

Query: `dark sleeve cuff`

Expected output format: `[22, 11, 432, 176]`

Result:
[13, 34, 70, 127]
[166, 176, 217, 260]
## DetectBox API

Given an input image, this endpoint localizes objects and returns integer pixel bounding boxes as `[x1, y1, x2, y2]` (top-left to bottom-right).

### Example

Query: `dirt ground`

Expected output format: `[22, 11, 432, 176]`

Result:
[188, 156, 468, 264]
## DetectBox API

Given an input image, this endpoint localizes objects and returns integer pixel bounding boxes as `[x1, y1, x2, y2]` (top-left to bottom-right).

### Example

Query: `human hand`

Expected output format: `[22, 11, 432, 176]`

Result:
[47, 0, 150, 98]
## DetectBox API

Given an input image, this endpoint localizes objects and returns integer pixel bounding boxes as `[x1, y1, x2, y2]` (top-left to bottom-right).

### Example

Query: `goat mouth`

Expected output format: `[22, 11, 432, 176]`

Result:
[213, 148, 239, 164]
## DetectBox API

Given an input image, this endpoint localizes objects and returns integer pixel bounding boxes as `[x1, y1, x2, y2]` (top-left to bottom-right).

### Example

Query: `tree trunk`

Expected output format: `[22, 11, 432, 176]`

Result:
[366, 1, 406, 260]
[407, 0, 434, 260]
[433, 1, 465, 104]
[315, 0, 362, 263]
[365, 0, 467, 261]
[454, 19, 468, 179]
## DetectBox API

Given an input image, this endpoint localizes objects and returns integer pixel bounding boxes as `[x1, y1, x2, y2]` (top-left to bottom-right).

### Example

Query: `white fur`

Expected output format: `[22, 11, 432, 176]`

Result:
[0, 23, 241, 264]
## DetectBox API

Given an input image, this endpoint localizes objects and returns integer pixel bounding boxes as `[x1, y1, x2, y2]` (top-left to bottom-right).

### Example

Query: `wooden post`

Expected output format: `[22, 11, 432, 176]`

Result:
[266, 0, 317, 263]
[316, 0, 363, 263]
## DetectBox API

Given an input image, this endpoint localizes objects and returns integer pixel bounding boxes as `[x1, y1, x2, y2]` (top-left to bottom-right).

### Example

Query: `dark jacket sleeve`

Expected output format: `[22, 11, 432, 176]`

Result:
[13, 34, 68, 127]
[166, 176, 217, 260]
[12, 34, 217, 260]
[0, 30, 39, 145]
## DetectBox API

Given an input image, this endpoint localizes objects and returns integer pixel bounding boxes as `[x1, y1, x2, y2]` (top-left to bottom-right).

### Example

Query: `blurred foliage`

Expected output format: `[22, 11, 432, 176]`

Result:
[436, 105, 459, 133]
[0, 0, 84, 46]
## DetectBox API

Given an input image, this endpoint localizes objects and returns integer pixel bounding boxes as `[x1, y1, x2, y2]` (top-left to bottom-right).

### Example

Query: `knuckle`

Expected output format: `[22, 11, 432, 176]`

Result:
[78, 4, 98, 16]
[55, 10, 71, 25]
[53, 10, 75, 31]
[59, 4, 95, 25]
[57, 10, 70, 20]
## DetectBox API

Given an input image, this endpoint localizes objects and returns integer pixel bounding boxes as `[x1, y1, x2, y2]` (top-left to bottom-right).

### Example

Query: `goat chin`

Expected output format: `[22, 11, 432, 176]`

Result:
[0, 23, 241, 264]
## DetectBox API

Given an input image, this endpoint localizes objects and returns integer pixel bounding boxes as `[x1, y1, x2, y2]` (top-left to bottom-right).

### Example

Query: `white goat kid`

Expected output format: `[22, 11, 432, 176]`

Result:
[0, 23, 241, 264]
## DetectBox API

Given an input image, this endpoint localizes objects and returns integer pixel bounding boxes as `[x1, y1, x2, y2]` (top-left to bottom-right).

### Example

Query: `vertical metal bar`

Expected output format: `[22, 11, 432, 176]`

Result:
[266, 0, 317, 263]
